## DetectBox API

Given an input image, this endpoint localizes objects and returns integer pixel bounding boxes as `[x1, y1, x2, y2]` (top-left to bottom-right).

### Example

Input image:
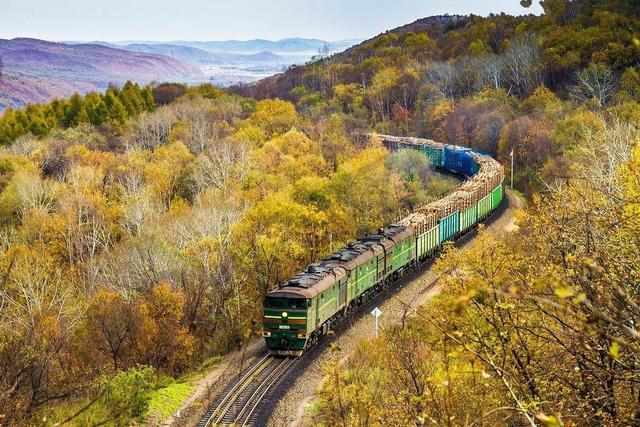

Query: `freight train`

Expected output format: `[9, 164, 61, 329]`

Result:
[263, 135, 505, 356]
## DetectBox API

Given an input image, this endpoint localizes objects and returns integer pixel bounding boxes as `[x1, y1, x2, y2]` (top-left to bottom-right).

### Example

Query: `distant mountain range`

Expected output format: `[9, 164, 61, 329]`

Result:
[0, 37, 361, 111]
[103, 38, 361, 55]
[96, 43, 305, 66]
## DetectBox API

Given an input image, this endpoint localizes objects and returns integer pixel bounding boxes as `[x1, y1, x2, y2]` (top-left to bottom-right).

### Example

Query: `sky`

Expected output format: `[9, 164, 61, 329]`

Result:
[1, 0, 543, 42]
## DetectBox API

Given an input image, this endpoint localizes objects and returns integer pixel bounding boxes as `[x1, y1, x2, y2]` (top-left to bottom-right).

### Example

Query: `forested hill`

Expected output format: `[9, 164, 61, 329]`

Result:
[245, 0, 640, 99]
[329, 14, 467, 62]
[236, 0, 640, 193]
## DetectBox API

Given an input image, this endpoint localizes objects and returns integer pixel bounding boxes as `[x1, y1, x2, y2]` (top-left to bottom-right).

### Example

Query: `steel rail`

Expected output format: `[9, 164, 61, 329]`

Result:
[237, 357, 296, 426]
[200, 354, 273, 427]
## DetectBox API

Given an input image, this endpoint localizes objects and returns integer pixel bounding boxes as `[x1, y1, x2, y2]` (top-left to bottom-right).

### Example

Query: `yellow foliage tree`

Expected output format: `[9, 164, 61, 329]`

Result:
[247, 98, 300, 139]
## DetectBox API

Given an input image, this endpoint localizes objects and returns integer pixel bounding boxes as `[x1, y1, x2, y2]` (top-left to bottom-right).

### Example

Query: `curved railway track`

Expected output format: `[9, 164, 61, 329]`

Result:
[196, 134, 506, 426]
[198, 355, 296, 427]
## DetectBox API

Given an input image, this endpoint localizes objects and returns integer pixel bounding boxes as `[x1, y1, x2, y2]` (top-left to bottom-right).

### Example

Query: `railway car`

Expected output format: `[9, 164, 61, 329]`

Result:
[263, 135, 505, 356]
[443, 145, 479, 177]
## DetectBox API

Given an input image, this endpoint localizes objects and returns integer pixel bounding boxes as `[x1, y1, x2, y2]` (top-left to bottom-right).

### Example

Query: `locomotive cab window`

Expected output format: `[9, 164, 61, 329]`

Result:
[265, 297, 286, 308]
[265, 298, 307, 309]
[288, 299, 306, 309]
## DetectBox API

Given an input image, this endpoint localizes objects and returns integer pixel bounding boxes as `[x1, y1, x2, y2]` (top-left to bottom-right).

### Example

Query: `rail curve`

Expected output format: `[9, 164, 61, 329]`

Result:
[199, 134, 506, 426]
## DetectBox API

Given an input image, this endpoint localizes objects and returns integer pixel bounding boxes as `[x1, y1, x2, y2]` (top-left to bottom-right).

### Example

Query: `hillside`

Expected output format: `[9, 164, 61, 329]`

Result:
[245, 2, 640, 99]
[0, 38, 203, 110]
[238, 0, 640, 193]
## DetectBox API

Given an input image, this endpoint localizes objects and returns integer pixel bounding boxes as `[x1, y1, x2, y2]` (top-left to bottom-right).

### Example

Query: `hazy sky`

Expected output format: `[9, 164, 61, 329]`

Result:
[2, 0, 543, 42]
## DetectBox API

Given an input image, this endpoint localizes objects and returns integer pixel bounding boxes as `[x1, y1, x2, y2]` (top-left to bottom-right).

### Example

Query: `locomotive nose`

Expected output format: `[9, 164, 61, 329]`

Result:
[279, 338, 290, 348]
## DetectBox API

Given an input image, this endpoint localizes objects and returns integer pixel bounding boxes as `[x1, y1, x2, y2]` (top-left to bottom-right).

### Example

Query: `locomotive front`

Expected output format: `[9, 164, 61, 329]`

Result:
[263, 290, 311, 356]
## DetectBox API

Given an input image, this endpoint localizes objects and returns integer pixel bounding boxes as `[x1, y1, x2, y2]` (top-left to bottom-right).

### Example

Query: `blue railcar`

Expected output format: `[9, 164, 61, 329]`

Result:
[443, 146, 479, 177]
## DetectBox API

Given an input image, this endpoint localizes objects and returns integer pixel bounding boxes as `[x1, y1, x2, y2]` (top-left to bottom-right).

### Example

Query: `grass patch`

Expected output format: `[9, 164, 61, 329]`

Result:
[39, 358, 224, 425]
[144, 356, 221, 422]
[146, 380, 196, 422]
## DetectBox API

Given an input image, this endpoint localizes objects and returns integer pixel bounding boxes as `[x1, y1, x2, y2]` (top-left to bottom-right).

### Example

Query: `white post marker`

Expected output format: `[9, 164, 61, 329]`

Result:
[371, 307, 382, 338]
[510, 149, 514, 189]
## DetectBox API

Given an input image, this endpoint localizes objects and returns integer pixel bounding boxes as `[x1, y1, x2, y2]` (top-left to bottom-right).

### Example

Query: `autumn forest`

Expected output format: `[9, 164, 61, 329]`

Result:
[0, 0, 639, 425]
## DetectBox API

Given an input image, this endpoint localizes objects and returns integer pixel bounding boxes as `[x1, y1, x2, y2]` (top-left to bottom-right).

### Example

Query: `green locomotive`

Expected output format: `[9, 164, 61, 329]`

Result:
[263, 135, 504, 356]
[263, 225, 415, 355]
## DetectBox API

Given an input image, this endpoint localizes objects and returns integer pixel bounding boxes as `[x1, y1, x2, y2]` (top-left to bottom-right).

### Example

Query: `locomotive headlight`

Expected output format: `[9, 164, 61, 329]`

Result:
[282, 312, 288, 318]
[262, 331, 271, 337]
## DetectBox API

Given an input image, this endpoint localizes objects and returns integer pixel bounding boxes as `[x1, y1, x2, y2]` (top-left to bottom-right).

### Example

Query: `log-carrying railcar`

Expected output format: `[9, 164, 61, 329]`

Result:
[263, 135, 505, 356]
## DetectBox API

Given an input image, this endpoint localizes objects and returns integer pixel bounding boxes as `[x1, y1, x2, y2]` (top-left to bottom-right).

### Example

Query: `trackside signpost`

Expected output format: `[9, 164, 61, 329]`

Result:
[371, 307, 382, 338]
[510, 149, 514, 189]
